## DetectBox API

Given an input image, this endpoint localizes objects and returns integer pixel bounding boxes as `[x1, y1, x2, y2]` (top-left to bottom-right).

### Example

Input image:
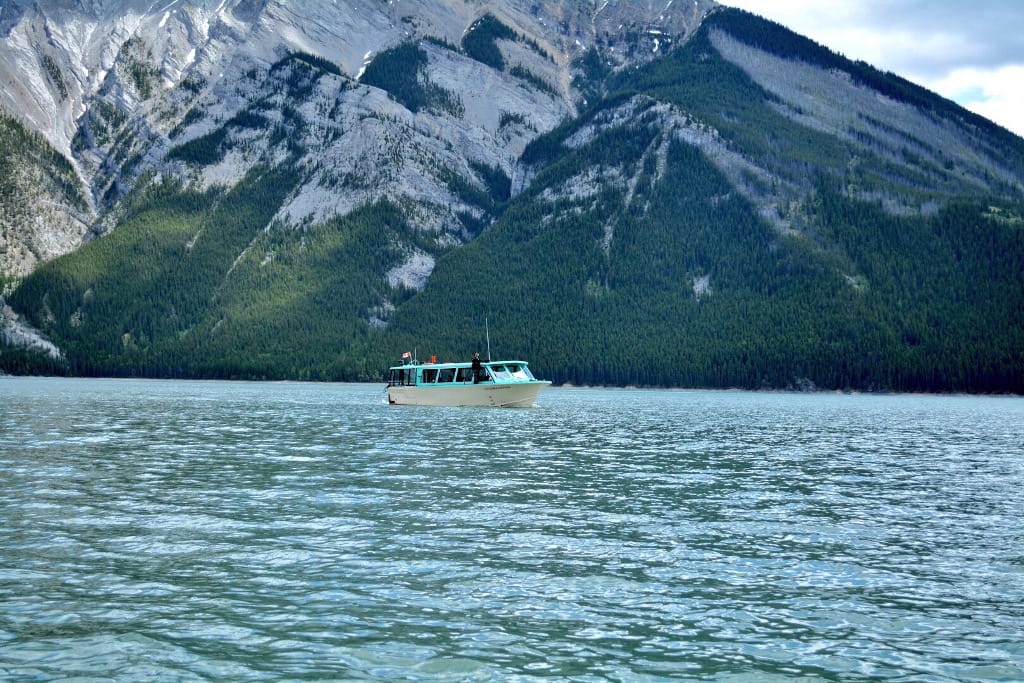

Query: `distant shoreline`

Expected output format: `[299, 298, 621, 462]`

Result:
[2, 374, 1020, 398]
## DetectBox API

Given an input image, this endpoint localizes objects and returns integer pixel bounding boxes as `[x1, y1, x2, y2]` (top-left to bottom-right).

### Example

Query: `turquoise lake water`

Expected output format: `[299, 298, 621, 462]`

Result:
[2, 377, 1022, 681]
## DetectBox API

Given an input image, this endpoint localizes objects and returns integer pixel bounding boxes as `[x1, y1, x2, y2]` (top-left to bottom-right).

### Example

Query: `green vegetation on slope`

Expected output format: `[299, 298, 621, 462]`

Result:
[361, 41, 464, 117]
[9, 166, 303, 377]
[461, 13, 555, 74]
[0, 111, 89, 214]
[179, 199, 440, 381]
[461, 14, 517, 71]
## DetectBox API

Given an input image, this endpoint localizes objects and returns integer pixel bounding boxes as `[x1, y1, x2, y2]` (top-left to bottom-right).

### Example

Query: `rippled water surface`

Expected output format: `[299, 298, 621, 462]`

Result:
[2, 377, 1023, 681]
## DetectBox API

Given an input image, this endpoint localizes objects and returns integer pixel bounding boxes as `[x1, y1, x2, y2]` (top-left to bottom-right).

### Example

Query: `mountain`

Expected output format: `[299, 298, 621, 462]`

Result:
[1, 0, 711, 279]
[1, 2, 1022, 392]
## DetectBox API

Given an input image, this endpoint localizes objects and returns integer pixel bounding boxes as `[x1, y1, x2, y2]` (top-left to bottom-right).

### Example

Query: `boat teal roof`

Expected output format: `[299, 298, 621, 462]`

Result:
[387, 359, 530, 371]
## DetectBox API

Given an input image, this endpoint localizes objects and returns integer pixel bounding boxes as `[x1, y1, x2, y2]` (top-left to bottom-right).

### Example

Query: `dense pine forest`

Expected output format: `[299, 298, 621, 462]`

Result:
[2, 8, 1023, 392]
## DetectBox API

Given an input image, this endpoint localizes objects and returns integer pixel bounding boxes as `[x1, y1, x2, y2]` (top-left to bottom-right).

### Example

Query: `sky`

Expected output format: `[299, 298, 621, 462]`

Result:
[720, 1, 1024, 138]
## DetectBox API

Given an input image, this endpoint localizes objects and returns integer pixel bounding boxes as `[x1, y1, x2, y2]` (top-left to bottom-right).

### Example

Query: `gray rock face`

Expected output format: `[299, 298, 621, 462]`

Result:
[0, 0, 716, 281]
[0, 298, 62, 360]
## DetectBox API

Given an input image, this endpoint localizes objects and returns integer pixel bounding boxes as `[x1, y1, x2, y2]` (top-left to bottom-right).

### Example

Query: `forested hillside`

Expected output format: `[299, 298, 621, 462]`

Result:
[3, 7, 1023, 392]
[383, 135, 1024, 392]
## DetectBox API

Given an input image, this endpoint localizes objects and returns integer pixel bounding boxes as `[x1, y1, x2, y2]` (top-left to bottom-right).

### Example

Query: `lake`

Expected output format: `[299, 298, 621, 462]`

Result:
[2, 377, 1022, 681]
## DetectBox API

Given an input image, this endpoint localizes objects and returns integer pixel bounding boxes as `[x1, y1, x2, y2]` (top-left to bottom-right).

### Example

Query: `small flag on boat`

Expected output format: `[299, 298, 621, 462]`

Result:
[401, 351, 411, 359]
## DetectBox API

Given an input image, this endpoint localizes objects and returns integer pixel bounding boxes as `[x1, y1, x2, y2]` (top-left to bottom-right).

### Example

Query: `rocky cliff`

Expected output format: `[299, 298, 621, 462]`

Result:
[0, 0, 714, 281]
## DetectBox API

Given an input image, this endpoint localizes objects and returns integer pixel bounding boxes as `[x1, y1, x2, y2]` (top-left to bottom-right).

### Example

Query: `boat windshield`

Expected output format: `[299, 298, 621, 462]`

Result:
[489, 363, 535, 381]
[507, 364, 534, 380]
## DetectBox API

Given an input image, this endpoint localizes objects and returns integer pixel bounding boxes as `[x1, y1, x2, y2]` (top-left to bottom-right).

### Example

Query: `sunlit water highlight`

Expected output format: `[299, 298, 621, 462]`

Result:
[2, 377, 1023, 681]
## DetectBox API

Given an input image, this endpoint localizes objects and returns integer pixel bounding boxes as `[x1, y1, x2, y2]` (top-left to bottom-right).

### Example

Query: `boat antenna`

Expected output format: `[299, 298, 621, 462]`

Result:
[485, 317, 491, 362]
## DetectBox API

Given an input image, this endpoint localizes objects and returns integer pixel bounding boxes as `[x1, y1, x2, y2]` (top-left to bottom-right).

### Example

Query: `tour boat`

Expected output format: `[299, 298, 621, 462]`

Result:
[386, 355, 550, 407]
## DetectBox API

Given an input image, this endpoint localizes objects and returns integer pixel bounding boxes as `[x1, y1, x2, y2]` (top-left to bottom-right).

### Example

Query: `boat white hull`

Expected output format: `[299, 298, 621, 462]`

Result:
[387, 381, 549, 407]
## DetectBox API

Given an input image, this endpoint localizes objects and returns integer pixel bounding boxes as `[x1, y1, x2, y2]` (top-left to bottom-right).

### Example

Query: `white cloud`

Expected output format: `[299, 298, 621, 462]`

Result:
[719, 1, 1024, 137]
[924, 65, 1024, 137]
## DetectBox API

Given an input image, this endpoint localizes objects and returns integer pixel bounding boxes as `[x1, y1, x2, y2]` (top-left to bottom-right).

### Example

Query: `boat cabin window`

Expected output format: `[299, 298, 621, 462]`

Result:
[437, 368, 456, 383]
[456, 367, 475, 382]
[422, 368, 438, 383]
[489, 364, 511, 380]
[388, 368, 415, 386]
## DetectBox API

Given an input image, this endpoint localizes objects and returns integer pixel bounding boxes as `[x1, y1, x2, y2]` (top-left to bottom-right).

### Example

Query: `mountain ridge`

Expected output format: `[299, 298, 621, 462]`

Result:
[0, 0, 716, 281]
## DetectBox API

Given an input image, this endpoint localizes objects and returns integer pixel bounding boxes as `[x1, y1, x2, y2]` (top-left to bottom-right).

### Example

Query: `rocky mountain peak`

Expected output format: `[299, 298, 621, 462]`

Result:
[1, 0, 717, 156]
[0, 0, 718, 280]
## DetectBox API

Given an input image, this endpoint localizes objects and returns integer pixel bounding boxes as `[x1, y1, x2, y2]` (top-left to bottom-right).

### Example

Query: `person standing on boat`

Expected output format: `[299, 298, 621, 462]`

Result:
[472, 352, 483, 383]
